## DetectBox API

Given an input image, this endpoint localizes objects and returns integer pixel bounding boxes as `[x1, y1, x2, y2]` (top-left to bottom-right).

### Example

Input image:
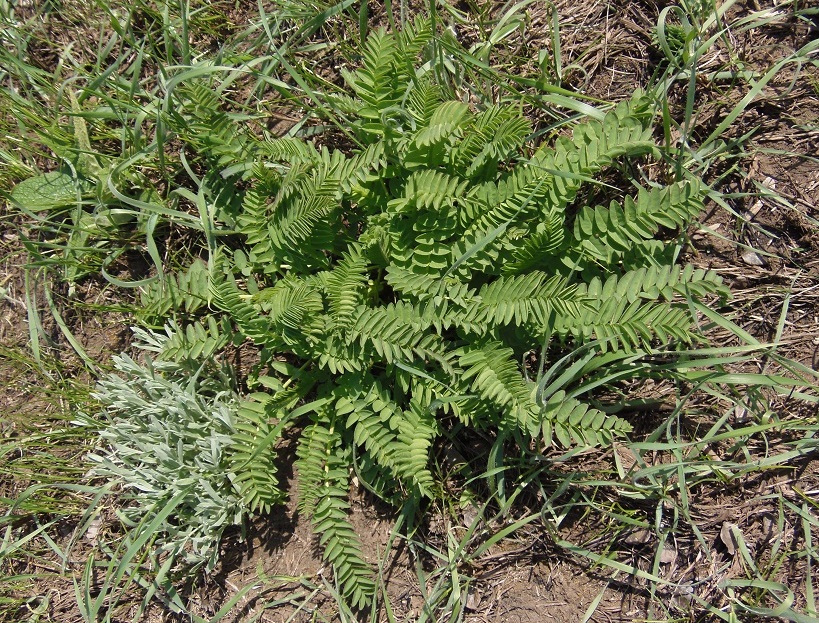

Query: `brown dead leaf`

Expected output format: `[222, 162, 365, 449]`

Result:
[85, 515, 102, 546]
[465, 589, 482, 611]
[720, 522, 739, 556]
[613, 441, 638, 475]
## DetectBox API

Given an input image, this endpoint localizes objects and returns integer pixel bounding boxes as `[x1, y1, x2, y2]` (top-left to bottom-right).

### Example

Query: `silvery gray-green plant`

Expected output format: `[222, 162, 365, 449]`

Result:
[87, 326, 280, 572]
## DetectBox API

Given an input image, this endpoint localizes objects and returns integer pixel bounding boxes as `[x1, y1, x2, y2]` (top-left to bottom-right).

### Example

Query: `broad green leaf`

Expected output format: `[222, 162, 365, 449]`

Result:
[10, 171, 84, 210]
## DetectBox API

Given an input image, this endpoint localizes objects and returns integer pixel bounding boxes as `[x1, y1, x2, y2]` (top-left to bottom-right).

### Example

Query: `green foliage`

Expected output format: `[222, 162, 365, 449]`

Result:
[177, 25, 730, 608]
[138, 258, 211, 325]
[4, 2, 818, 620]
[9, 170, 82, 209]
[88, 327, 282, 573]
[13, 17, 732, 611]
[168, 83, 250, 169]
[296, 415, 376, 608]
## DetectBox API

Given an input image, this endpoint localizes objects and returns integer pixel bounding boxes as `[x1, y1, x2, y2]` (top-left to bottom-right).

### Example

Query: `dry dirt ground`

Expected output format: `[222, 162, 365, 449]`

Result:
[1, 0, 818, 622]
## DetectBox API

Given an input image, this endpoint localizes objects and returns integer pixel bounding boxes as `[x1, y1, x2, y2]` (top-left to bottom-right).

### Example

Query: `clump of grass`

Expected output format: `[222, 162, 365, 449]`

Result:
[0, 347, 101, 622]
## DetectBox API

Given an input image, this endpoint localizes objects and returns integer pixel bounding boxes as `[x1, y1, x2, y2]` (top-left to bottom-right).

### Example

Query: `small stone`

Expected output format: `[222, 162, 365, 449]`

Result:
[660, 547, 677, 564]
[748, 200, 763, 216]
[624, 529, 652, 545]
[741, 251, 766, 267]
